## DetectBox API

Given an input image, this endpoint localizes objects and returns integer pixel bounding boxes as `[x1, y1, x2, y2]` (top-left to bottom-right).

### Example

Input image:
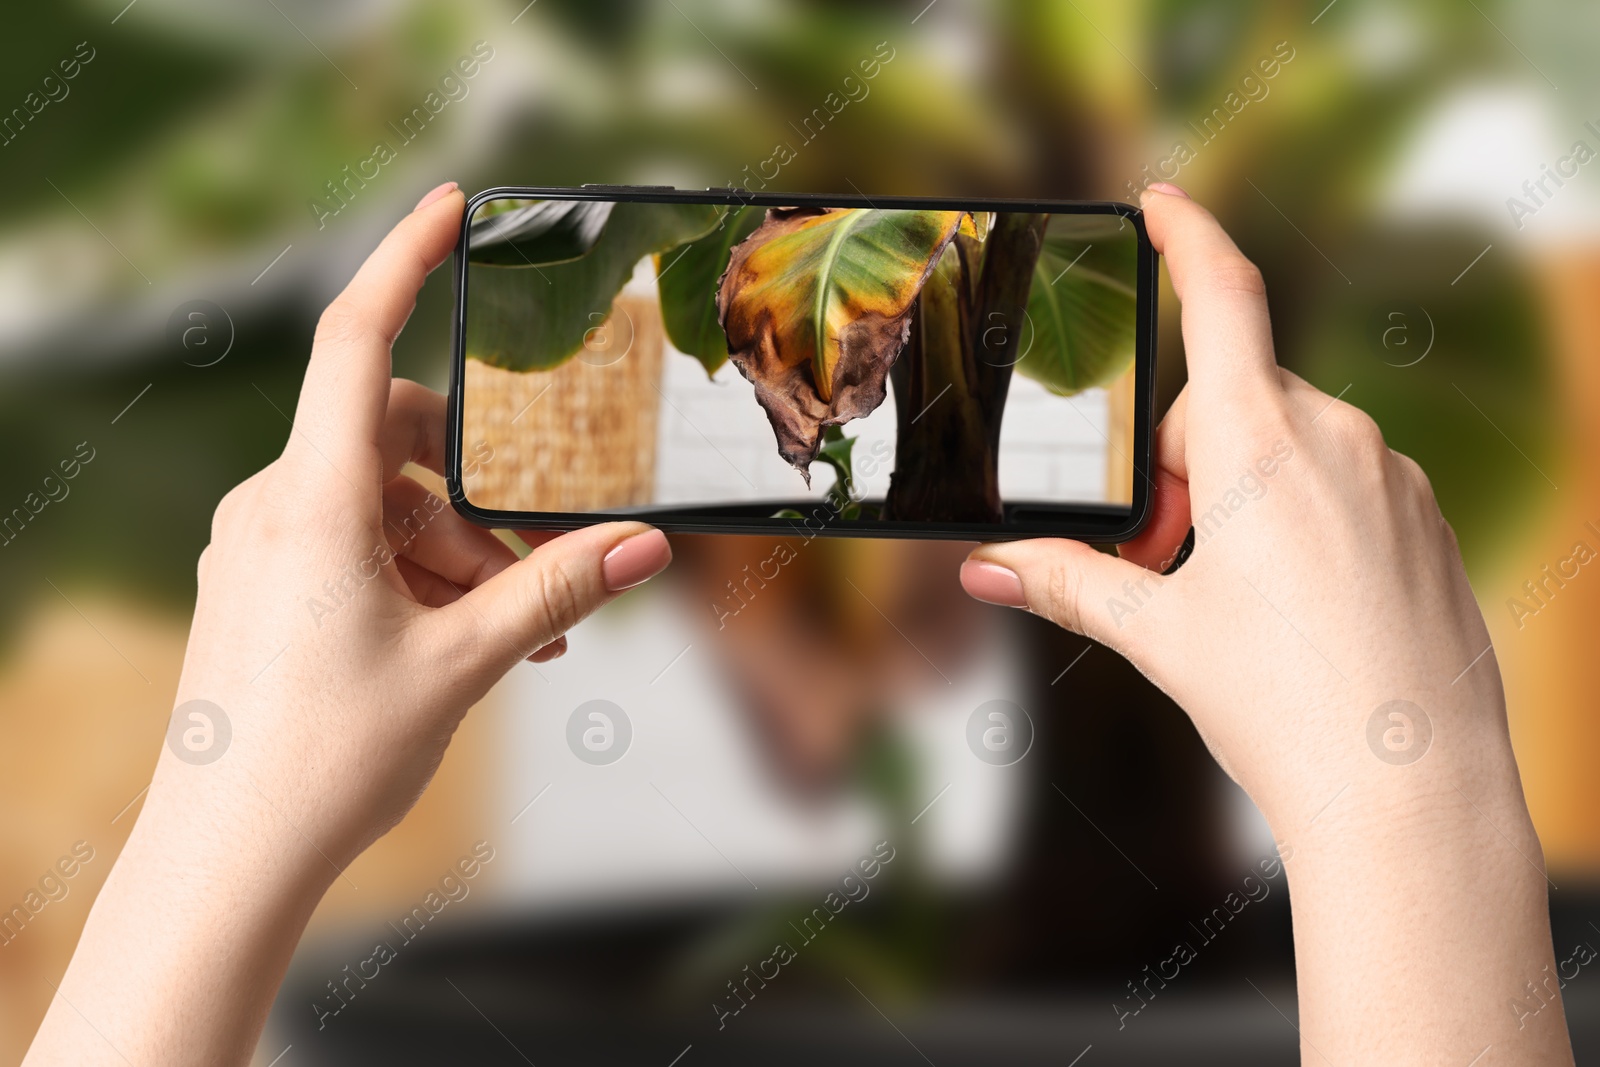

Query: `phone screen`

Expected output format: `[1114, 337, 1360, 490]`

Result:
[451, 190, 1154, 540]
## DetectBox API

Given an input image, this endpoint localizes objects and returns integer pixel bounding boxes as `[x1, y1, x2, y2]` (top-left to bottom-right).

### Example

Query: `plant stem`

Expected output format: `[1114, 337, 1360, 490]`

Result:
[883, 213, 1047, 522]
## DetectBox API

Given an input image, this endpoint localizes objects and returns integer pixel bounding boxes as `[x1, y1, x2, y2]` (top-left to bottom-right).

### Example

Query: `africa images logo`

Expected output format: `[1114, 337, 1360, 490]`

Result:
[567, 700, 632, 765]
[165, 699, 231, 765]
[1366, 700, 1431, 766]
[966, 699, 1034, 767]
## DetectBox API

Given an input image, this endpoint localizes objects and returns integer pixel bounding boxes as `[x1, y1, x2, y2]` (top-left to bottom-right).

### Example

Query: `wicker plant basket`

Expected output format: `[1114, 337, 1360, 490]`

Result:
[460, 291, 664, 513]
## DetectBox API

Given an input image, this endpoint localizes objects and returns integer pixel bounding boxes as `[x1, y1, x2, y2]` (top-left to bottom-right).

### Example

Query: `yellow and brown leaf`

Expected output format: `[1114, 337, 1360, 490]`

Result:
[716, 206, 972, 478]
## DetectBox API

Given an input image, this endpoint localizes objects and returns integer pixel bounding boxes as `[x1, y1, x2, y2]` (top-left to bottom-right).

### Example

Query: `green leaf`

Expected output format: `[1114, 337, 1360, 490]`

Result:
[656, 204, 763, 377]
[465, 201, 721, 372]
[815, 425, 861, 517]
[817, 424, 856, 478]
[468, 199, 615, 266]
[1018, 213, 1139, 395]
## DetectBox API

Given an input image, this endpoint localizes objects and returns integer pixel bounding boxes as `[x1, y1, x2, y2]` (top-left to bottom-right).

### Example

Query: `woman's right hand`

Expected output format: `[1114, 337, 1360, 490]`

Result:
[964, 185, 1509, 825]
[960, 185, 1571, 1064]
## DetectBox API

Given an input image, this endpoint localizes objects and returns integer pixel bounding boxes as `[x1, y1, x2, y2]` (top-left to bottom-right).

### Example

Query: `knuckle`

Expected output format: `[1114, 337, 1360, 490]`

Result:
[253, 495, 297, 545]
[529, 565, 589, 643]
[1345, 411, 1388, 457]
[389, 377, 428, 410]
[209, 501, 230, 540]
[1042, 558, 1088, 634]
[1206, 257, 1267, 298]
[313, 298, 371, 349]
[1391, 450, 1431, 492]
[212, 468, 300, 544]
[1274, 367, 1297, 392]
[1323, 404, 1387, 457]
[1238, 399, 1297, 457]
[1389, 450, 1444, 516]
[1439, 515, 1462, 555]
[210, 482, 251, 538]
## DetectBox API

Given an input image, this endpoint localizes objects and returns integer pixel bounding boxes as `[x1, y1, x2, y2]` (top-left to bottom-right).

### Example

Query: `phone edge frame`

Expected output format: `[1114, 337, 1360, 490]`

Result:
[445, 185, 1158, 544]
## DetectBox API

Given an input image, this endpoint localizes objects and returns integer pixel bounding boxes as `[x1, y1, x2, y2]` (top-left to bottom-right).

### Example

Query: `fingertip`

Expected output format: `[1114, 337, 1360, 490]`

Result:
[528, 635, 568, 663]
[1116, 467, 1194, 572]
[1118, 524, 1195, 574]
[414, 181, 460, 212]
[304, 182, 464, 420]
[601, 526, 672, 592]
[1139, 181, 1190, 203]
[960, 558, 1027, 608]
[1135, 187, 1280, 391]
[1137, 184, 1213, 250]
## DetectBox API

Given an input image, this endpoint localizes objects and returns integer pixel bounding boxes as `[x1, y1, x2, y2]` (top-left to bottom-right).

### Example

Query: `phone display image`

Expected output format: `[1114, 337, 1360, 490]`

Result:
[452, 190, 1154, 538]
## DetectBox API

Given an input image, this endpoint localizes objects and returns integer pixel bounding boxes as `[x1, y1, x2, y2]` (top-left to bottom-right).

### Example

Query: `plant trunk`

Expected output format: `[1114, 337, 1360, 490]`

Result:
[882, 212, 1047, 523]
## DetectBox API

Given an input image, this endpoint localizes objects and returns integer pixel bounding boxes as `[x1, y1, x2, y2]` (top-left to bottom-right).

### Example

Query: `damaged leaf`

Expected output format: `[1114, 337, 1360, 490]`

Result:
[717, 206, 970, 476]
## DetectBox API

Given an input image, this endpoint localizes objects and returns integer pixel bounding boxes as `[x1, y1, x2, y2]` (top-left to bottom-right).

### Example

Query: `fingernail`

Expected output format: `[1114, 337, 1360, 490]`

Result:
[960, 560, 1027, 608]
[1142, 181, 1190, 201]
[603, 529, 672, 592]
[414, 181, 458, 211]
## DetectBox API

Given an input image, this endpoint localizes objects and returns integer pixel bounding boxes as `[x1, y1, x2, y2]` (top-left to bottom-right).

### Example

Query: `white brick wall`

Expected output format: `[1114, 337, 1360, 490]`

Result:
[993, 375, 1110, 503]
[650, 335, 1111, 508]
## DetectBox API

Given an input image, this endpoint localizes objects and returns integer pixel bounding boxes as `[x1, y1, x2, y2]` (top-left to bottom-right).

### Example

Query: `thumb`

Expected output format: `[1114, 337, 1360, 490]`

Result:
[429, 523, 671, 679]
[961, 539, 1169, 652]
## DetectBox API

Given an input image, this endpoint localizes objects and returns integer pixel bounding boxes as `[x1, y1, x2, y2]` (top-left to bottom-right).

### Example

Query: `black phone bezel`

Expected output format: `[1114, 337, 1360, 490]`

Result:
[447, 185, 1157, 543]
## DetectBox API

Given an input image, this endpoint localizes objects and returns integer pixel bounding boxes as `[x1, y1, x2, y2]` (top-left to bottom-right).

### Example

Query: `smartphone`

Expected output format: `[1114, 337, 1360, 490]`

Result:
[447, 185, 1156, 541]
